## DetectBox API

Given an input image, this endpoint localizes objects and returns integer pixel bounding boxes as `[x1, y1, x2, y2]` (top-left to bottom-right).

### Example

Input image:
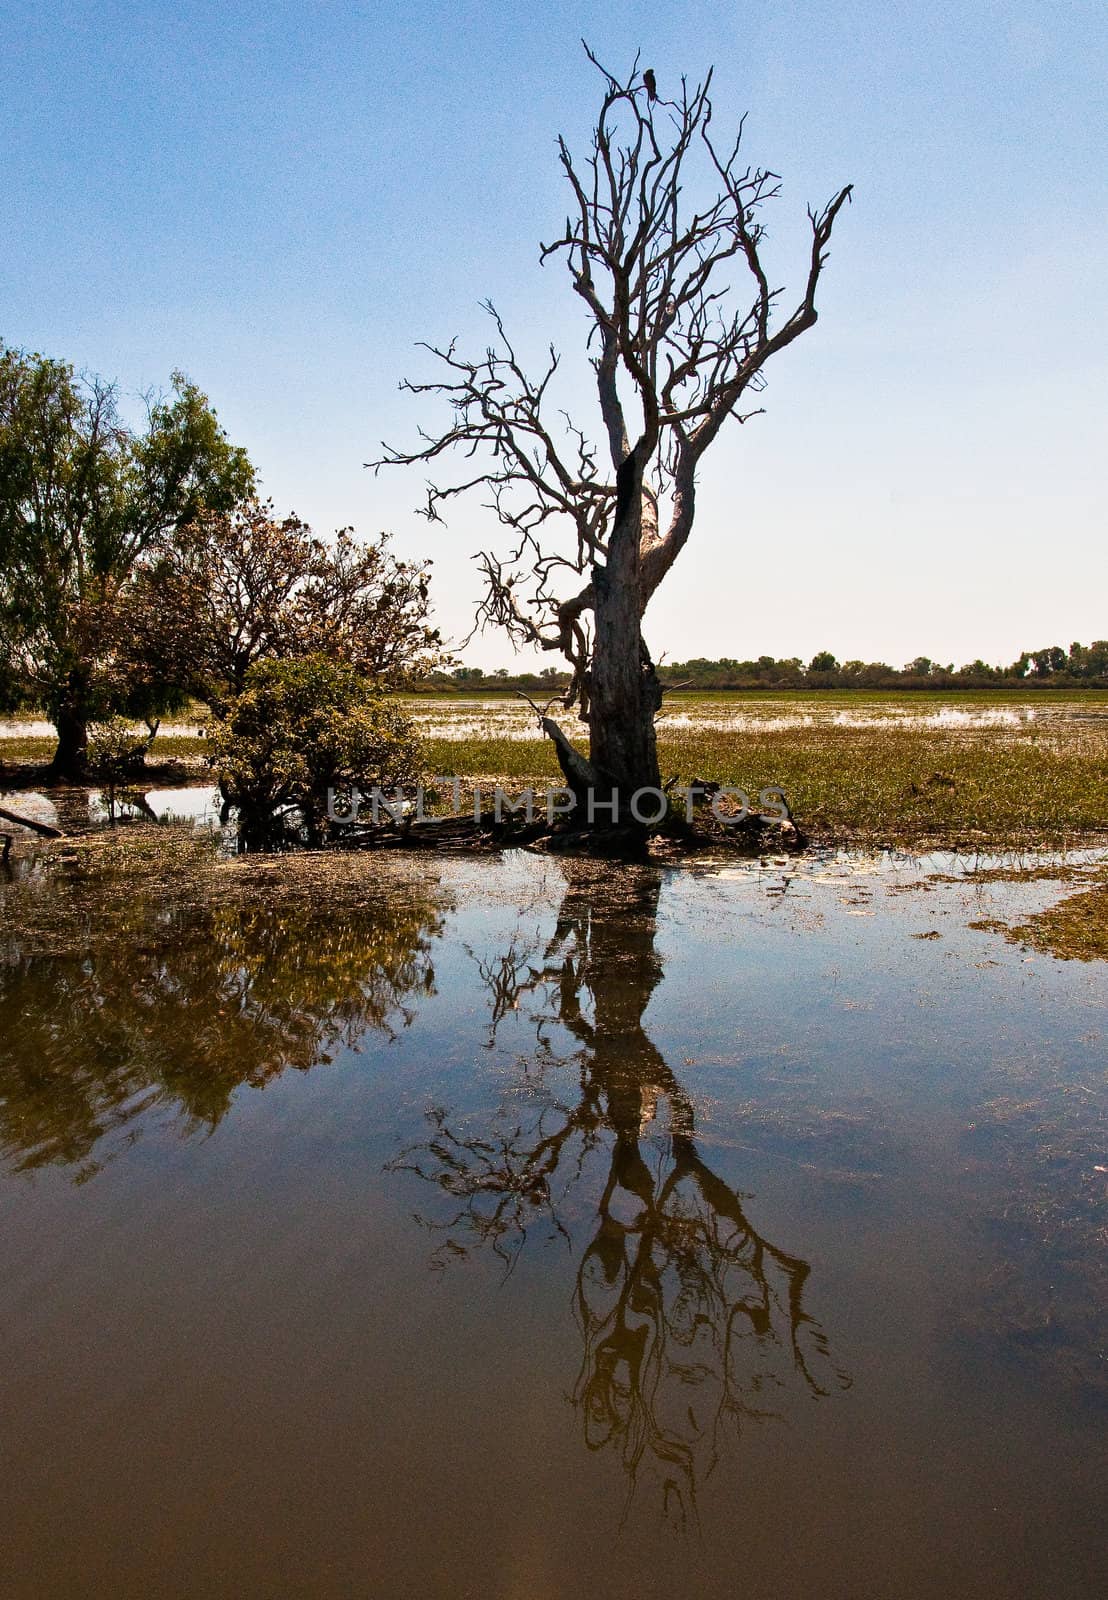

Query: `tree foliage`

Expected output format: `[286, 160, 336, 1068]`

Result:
[125, 500, 446, 710]
[0, 340, 253, 771]
[1, 342, 450, 782]
[429, 638, 1108, 693]
[208, 655, 424, 842]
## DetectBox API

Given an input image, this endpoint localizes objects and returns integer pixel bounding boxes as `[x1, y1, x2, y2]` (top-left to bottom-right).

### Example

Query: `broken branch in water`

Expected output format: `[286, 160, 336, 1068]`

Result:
[0, 805, 65, 840]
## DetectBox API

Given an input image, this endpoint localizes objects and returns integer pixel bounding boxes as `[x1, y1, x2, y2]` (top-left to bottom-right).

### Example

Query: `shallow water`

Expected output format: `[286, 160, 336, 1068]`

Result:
[399, 693, 1108, 741]
[0, 848, 1105, 1598]
[5, 695, 1105, 752]
[1, 785, 224, 834]
[0, 718, 206, 741]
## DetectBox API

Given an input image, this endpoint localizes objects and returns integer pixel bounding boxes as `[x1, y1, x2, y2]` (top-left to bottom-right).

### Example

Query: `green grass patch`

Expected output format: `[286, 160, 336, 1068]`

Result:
[421, 718, 1108, 849]
[6, 692, 1108, 849]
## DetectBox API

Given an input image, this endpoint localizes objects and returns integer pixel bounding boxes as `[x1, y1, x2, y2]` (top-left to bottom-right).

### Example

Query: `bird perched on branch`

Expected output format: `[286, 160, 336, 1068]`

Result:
[643, 68, 657, 102]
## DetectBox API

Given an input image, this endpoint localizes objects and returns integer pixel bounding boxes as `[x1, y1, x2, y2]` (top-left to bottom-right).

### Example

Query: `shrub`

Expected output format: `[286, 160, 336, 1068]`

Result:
[209, 655, 422, 844]
[87, 716, 153, 818]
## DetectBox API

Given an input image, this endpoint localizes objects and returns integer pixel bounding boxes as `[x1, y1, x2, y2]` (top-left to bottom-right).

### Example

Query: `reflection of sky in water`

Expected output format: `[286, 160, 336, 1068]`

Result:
[3, 787, 223, 832]
[0, 848, 1105, 1596]
[95, 786, 222, 828]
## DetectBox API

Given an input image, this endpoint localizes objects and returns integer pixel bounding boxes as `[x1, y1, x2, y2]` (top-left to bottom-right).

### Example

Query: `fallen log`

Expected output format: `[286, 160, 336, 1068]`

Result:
[329, 809, 557, 854]
[333, 814, 502, 852]
[0, 804, 64, 840]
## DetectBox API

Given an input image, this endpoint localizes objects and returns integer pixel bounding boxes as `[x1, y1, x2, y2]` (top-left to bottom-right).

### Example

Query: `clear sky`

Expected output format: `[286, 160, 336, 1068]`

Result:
[3, 0, 1105, 669]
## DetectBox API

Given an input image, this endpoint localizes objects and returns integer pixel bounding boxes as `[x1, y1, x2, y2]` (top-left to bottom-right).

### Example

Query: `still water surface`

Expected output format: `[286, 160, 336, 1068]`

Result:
[1, 847, 1105, 1598]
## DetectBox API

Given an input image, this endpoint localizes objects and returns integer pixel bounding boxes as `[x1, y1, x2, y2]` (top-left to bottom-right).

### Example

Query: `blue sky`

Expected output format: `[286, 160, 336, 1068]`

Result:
[3, 0, 1105, 668]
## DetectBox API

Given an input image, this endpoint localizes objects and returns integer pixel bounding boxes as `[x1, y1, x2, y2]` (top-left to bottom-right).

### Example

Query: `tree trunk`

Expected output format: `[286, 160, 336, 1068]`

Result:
[586, 460, 663, 818]
[47, 703, 90, 783]
[589, 581, 662, 794]
[0, 805, 65, 839]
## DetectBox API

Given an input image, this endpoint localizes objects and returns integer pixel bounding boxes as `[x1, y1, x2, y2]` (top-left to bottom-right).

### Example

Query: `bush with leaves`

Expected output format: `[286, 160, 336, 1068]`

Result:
[124, 501, 448, 712]
[85, 716, 155, 819]
[208, 655, 423, 844]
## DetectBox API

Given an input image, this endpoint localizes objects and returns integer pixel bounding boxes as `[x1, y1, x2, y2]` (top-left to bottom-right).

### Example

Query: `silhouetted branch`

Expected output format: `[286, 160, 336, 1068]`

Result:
[372, 48, 851, 731]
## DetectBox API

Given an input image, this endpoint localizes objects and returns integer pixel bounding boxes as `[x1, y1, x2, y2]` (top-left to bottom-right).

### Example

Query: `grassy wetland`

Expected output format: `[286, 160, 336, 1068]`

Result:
[7, 690, 1107, 969]
[6, 688, 1108, 851]
[3, 696, 1107, 1599]
[405, 689, 1108, 850]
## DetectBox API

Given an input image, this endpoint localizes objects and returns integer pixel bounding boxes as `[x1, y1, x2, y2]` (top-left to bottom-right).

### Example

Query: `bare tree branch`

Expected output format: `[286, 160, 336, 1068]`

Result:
[372, 46, 850, 781]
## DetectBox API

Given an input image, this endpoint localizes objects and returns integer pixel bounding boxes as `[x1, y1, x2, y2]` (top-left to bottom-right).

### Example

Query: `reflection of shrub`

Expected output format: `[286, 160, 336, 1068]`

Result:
[87, 716, 151, 816]
[0, 840, 447, 1175]
[209, 655, 422, 842]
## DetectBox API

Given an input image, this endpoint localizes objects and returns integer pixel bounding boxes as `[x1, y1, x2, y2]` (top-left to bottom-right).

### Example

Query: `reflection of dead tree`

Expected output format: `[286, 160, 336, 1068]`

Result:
[573, 1126, 840, 1527]
[390, 1103, 578, 1273]
[391, 861, 847, 1525]
[465, 941, 547, 1042]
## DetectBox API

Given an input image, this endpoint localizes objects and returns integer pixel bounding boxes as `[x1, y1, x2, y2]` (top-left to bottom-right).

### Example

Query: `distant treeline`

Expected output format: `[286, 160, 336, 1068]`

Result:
[422, 641, 1108, 693]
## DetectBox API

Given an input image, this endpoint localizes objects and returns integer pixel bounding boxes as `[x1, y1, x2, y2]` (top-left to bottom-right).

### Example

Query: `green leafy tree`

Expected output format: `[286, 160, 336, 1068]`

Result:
[1083, 641, 1108, 679]
[0, 341, 253, 777]
[808, 651, 839, 675]
[209, 654, 423, 845]
[1031, 645, 1067, 678]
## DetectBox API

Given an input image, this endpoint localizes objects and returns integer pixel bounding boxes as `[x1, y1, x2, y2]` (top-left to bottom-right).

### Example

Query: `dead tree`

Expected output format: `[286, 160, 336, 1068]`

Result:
[373, 47, 851, 817]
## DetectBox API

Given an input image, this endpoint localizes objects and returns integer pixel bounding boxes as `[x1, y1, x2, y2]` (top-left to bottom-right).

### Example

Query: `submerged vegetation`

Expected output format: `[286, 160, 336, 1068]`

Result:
[973, 877, 1108, 963]
[1007, 882, 1108, 962]
[961, 1042, 1108, 1404]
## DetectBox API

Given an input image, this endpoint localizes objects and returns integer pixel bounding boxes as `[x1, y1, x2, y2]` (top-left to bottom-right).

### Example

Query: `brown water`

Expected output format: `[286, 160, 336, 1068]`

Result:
[0, 846, 1105, 1598]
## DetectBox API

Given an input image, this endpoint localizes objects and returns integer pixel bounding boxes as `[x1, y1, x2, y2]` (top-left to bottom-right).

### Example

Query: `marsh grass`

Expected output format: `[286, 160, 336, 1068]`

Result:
[0, 828, 445, 957]
[969, 872, 1108, 963]
[0, 703, 212, 766]
[5, 692, 1108, 848]
[421, 720, 1108, 848]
